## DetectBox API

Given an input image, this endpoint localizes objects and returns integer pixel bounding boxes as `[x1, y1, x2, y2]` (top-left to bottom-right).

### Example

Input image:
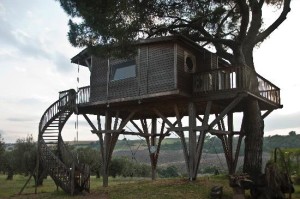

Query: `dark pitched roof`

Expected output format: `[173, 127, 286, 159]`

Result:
[71, 35, 218, 67]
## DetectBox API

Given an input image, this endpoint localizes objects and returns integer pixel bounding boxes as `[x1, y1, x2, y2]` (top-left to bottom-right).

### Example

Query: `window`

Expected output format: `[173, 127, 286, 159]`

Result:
[111, 60, 136, 81]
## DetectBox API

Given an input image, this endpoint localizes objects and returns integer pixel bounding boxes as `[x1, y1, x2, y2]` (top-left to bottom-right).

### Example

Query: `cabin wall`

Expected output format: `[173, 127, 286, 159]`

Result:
[90, 57, 108, 102]
[89, 42, 176, 103]
[175, 43, 219, 95]
[90, 57, 139, 102]
[176, 43, 209, 94]
[143, 43, 175, 95]
[109, 58, 139, 100]
[176, 44, 193, 94]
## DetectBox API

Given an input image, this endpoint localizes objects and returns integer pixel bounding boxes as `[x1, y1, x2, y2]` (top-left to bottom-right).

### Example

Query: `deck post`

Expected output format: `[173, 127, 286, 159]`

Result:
[102, 111, 112, 187]
[188, 102, 197, 180]
[150, 118, 157, 180]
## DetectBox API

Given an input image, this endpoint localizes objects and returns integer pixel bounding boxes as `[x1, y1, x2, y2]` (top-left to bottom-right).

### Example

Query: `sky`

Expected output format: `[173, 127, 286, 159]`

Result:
[0, 0, 300, 143]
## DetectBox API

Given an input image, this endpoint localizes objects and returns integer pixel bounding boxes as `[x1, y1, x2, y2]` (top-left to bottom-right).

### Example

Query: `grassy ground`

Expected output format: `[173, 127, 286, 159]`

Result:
[1, 174, 300, 199]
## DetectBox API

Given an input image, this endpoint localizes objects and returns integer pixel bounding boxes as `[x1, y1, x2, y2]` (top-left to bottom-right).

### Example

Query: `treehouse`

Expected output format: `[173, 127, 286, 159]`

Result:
[73, 36, 281, 116]
[37, 36, 282, 192]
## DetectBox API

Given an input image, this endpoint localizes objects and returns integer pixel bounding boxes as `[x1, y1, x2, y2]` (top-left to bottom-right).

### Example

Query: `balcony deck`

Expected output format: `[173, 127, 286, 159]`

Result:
[193, 66, 281, 109]
[74, 66, 281, 117]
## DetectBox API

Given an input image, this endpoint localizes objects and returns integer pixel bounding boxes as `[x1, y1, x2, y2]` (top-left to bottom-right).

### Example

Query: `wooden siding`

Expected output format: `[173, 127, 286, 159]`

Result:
[139, 46, 148, 95]
[89, 42, 176, 103]
[147, 43, 175, 94]
[90, 57, 107, 102]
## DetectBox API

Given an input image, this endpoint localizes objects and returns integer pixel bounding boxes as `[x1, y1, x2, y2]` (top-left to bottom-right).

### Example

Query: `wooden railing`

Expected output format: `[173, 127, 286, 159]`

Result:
[193, 66, 280, 105]
[256, 73, 281, 105]
[39, 89, 76, 133]
[39, 139, 73, 193]
[77, 86, 90, 104]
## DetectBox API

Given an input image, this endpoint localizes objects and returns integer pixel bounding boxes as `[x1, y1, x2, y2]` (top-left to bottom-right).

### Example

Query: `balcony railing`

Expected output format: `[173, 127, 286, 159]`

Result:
[76, 86, 90, 104]
[193, 66, 280, 105]
[74, 67, 280, 106]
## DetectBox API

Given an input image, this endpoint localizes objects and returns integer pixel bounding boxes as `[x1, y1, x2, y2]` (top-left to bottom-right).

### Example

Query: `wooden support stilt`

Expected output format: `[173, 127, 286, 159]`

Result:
[262, 109, 273, 119]
[213, 111, 245, 175]
[209, 94, 245, 129]
[83, 111, 136, 187]
[188, 102, 197, 181]
[174, 104, 190, 176]
[150, 118, 157, 180]
[102, 111, 111, 187]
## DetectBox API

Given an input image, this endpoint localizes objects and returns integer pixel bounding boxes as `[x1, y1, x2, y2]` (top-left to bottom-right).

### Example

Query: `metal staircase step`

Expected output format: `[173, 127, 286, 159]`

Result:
[43, 135, 58, 138]
[45, 130, 59, 132]
[43, 133, 59, 135]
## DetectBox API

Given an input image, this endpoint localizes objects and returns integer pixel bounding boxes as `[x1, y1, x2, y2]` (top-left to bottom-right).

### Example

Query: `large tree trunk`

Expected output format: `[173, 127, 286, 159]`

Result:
[96, 170, 100, 178]
[243, 99, 264, 178]
[103, 169, 109, 187]
[6, 169, 13, 180]
[234, 47, 264, 179]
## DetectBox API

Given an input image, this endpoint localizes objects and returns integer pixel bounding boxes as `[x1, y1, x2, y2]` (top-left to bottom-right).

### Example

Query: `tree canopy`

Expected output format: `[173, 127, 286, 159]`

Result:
[57, 0, 291, 67]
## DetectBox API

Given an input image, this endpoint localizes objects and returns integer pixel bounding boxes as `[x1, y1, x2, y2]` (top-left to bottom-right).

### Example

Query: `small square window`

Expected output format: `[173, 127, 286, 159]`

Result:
[111, 60, 136, 81]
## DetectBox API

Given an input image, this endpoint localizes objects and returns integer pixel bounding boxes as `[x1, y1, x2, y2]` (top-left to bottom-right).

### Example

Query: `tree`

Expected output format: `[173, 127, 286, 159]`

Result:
[1, 151, 16, 180]
[0, 133, 5, 173]
[289, 131, 296, 136]
[14, 134, 36, 176]
[158, 166, 179, 178]
[0, 133, 4, 156]
[56, 0, 291, 181]
[76, 147, 102, 177]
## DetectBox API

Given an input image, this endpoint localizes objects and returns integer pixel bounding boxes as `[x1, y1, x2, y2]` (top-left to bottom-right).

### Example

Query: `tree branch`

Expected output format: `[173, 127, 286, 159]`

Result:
[246, 0, 263, 44]
[236, 0, 250, 42]
[255, 0, 291, 44]
[216, 4, 236, 38]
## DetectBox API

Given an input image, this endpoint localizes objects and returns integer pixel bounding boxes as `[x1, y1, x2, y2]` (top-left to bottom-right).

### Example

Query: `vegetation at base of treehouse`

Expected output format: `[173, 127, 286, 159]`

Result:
[1, 133, 300, 180]
[0, 174, 300, 199]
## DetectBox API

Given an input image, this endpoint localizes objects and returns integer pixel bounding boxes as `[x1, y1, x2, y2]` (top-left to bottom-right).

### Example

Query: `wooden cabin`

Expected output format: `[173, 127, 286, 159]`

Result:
[71, 35, 281, 116]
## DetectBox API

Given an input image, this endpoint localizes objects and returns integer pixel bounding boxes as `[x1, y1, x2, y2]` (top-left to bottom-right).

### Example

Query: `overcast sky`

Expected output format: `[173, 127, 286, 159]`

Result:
[0, 0, 299, 143]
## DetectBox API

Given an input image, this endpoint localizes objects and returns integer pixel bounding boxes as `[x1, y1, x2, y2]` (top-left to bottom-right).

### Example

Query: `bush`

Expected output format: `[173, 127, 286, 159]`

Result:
[158, 166, 179, 178]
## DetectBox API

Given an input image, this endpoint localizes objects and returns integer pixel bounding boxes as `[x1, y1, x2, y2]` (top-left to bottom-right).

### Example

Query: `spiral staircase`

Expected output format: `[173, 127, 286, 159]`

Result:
[38, 89, 90, 195]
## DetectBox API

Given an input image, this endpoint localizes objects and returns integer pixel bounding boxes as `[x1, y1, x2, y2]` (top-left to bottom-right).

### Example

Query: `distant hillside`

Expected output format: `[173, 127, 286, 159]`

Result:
[62, 133, 300, 173]
[66, 133, 300, 154]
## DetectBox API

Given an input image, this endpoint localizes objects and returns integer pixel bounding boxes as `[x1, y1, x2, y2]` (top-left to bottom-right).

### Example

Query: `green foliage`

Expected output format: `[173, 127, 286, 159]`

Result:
[13, 134, 36, 176]
[289, 131, 297, 136]
[1, 151, 16, 180]
[76, 147, 102, 176]
[56, 0, 290, 66]
[0, 133, 4, 156]
[0, 133, 5, 173]
[158, 166, 179, 178]
[264, 134, 300, 152]
[0, 134, 36, 179]
[109, 157, 151, 178]
[201, 166, 221, 175]
[160, 140, 182, 150]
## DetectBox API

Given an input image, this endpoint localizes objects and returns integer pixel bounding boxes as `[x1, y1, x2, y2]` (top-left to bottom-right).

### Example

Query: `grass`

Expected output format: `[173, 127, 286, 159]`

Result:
[1, 174, 300, 199]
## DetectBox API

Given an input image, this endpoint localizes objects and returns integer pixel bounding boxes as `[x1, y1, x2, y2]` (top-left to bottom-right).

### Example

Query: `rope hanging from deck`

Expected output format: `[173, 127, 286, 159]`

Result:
[75, 61, 80, 142]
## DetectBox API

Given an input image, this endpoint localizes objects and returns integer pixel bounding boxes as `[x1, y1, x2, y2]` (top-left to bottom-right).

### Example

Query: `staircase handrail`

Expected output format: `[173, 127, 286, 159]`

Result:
[38, 88, 89, 194]
[39, 89, 76, 134]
